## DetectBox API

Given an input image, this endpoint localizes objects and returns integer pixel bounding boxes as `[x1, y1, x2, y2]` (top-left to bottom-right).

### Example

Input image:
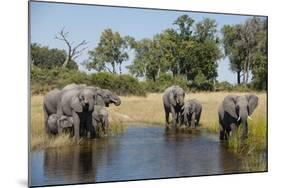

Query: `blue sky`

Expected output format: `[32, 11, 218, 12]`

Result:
[30, 1, 260, 83]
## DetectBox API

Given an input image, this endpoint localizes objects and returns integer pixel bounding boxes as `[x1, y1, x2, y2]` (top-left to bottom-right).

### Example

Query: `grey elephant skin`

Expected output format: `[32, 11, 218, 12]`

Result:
[47, 114, 74, 134]
[43, 86, 96, 140]
[218, 94, 258, 140]
[63, 84, 121, 107]
[181, 99, 202, 128]
[92, 105, 109, 136]
[162, 85, 186, 129]
[43, 83, 121, 139]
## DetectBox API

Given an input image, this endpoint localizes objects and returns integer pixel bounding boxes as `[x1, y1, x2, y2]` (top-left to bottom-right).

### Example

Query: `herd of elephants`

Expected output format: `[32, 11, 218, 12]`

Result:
[43, 84, 259, 141]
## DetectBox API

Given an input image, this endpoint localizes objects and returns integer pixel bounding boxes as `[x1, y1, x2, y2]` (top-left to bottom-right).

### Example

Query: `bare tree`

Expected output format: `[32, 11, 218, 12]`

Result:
[55, 27, 88, 68]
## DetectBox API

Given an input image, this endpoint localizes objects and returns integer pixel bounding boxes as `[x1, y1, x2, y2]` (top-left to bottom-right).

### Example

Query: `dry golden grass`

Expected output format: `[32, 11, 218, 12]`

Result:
[109, 92, 267, 128]
[31, 92, 267, 151]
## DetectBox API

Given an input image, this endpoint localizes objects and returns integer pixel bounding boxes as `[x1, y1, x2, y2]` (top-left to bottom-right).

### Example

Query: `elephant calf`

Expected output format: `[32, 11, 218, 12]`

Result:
[47, 114, 74, 135]
[92, 105, 109, 136]
[181, 99, 202, 128]
[218, 94, 258, 140]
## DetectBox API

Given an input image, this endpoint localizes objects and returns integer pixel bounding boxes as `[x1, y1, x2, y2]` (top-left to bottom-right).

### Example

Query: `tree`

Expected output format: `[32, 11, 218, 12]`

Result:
[128, 15, 221, 87]
[221, 25, 244, 84]
[55, 28, 88, 68]
[127, 36, 168, 82]
[86, 28, 129, 74]
[30, 43, 78, 69]
[222, 17, 267, 88]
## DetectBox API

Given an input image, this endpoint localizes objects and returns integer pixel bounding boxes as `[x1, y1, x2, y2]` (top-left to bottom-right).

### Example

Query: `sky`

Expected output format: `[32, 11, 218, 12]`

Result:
[30, 1, 262, 83]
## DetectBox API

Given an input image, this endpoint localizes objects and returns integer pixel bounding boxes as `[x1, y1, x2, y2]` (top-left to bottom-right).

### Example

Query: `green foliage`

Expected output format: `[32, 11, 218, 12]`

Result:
[31, 43, 78, 70]
[142, 73, 188, 93]
[188, 71, 214, 91]
[90, 72, 145, 96]
[128, 15, 221, 86]
[31, 66, 90, 94]
[31, 67, 145, 96]
[215, 81, 234, 91]
[85, 28, 129, 74]
[222, 17, 267, 89]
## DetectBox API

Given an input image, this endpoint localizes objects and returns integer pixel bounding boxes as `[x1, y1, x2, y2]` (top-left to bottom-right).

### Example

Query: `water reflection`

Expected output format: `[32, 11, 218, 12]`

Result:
[31, 126, 255, 187]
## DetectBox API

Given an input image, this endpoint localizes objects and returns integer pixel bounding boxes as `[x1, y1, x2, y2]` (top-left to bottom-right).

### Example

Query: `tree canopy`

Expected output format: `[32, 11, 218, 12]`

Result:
[85, 28, 129, 74]
[221, 17, 267, 90]
[31, 43, 78, 70]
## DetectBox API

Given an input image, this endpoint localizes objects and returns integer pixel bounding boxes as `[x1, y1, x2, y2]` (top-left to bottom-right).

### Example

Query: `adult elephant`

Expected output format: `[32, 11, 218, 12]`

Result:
[63, 84, 121, 107]
[43, 87, 96, 139]
[218, 94, 258, 140]
[162, 85, 186, 130]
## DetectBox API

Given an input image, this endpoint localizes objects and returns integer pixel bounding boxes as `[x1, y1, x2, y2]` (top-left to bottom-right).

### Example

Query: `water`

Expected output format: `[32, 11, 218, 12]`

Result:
[30, 126, 247, 187]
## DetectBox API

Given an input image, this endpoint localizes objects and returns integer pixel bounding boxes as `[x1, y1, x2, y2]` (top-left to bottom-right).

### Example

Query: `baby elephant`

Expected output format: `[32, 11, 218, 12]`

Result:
[181, 99, 202, 128]
[92, 105, 109, 136]
[47, 114, 74, 135]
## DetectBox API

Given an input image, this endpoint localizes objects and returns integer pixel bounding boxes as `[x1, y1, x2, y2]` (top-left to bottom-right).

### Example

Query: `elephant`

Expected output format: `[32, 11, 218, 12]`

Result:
[62, 83, 87, 90]
[43, 89, 62, 133]
[92, 105, 109, 136]
[162, 85, 186, 129]
[181, 99, 202, 128]
[63, 83, 121, 107]
[43, 87, 97, 139]
[47, 114, 73, 135]
[218, 94, 258, 140]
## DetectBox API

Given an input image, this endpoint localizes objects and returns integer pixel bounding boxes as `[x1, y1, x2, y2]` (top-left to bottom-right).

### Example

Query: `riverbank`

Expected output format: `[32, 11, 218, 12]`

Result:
[31, 92, 267, 152]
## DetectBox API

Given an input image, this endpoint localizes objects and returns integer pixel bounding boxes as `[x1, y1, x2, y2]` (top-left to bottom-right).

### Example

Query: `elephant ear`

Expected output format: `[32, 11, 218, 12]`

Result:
[246, 94, 259, 115]
[70, 96, 83, 113]
[169, 91, 176, 106]
[222, 95, 238, 118]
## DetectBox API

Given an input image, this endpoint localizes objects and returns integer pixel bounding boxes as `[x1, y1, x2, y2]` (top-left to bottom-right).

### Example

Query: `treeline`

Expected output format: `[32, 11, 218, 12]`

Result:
[31, 14, 267, 95]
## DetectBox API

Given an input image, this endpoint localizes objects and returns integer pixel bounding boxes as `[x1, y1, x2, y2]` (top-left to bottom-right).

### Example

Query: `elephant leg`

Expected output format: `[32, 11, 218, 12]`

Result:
[164, 108, 170, 127]
[58, 126, 63, 134]
[92, 119, 98, 138]
[72, 111, 80, 140]
[219, 123, 226, 140]
[219, 130, 225, 140]
[43, 105, 50, 134]
[86, 115, 94, 139]
[171, 107, 177, 129]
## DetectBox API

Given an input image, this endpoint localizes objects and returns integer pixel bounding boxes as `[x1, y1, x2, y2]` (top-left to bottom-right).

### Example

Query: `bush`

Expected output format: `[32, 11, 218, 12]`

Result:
[90, 72, 145, 96]
[31, 67, 145, 96]
[215, 81, 234, 91]
[143, 73, 188, 93]
[31, 66, 91, 94]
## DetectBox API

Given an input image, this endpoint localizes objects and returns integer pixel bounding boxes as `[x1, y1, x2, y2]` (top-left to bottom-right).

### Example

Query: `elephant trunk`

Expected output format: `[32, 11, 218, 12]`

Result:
[191, 113, 196, 128]
[239, 110, 249, 139]
[112, 96, 121, 106]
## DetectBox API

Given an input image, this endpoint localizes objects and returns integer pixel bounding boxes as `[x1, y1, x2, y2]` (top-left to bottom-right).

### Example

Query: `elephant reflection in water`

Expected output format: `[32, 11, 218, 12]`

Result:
[43, 139, 117, 183]
[43, 146, 95, 183]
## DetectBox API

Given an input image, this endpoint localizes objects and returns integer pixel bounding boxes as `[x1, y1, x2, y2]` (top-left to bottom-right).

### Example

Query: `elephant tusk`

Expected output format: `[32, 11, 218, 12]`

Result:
[248, 116, 253, 121]
[237, 116, 241, 122]
[111, 99, 117, 103]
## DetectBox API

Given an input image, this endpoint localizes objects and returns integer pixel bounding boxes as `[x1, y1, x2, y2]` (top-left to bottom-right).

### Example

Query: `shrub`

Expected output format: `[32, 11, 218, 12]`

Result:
[215, 81, 234, 91]
[143, 73, 188, 93]
[90, 72, 145, 96]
